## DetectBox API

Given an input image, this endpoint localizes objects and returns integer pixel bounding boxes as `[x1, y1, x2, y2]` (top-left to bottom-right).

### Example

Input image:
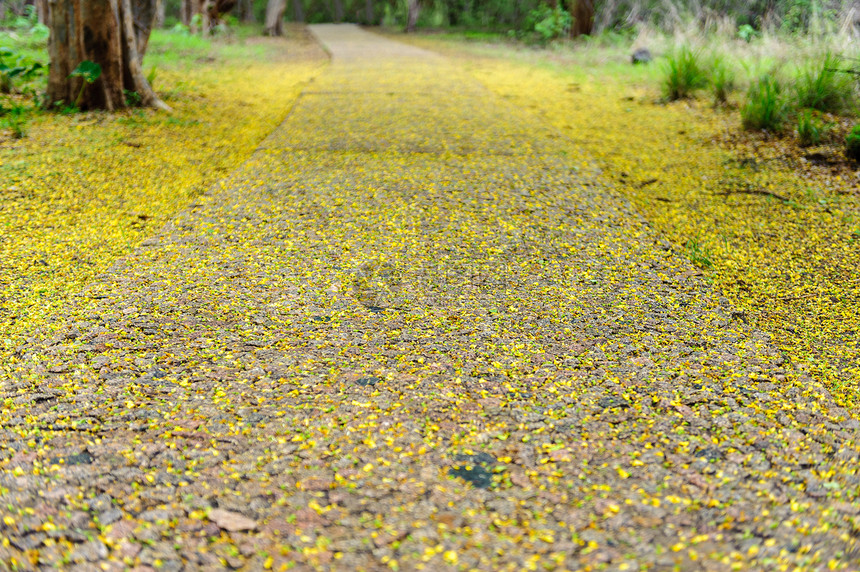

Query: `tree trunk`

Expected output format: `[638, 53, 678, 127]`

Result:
[238, 0, 254, 22]
[405, 0, 420, 32]
[200, 0, 212, 30]
[363, 0, 372, 24]
[36, 0, 49, 23]
[264, 0, 286, 35]
[154, 0, 165, 26]
[292, 0, 304, 22]
[47, 0, 169, 111]
[182, 0, 202, 26]
[332, 0, 342, 22]
[569, 0, 593, 36]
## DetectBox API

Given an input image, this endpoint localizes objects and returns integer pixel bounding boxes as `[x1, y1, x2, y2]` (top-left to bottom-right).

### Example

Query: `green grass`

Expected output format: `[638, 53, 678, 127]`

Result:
[742, 75, 789, 132]
[846, 124, 860, 160]
[796, 110, 831, 146]
[662, 46, 708, 101]
[709, 56, 735, 105]
[795, 51, 856, 114]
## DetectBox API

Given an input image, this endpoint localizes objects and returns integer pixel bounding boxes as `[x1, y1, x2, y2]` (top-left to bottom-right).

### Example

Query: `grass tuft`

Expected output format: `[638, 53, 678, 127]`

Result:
[742, 75, 789, 132]
[796, 110, 831, 146]
[710, 56, 735, 105]
[662, 46, 708, 101]
[795, 52, 856, 114]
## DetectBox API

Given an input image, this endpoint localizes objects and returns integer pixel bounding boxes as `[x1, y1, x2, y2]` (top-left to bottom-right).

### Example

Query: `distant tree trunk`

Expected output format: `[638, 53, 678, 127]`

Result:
[364, 0, 372, 24]
[154, 0, 165, 26]
[200, 0, 212, 29]
[238, 0, 254, 22]
[292, 0, 304, 22]
[47, 0, 169, 111]
[405, 0, 420, 31]
[265, 0, 287, 34]
[35, 0, 49, 23]
[181, 0, 194, 24]
[332, 0, 343, 21]
[569, 0, 593, 36]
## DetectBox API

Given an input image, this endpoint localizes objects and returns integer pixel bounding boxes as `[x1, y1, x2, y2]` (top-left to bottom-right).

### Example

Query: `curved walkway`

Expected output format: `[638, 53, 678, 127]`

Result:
[1, 24, 859, 571]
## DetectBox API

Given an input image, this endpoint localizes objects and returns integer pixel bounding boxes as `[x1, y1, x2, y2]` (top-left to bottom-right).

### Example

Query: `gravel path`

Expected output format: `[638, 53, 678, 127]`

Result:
[2, 24, 859, 571]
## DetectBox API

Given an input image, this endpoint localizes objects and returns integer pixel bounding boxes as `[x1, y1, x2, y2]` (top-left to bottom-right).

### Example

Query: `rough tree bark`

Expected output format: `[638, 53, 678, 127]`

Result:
[405, 0, 420, 32]
[154, 0, 165, 26]
[36, 0, 49, 23]
[47, 0, 169, 111]
[264, 0, 287, 35]
[569, 0, 594, 36]
[182, 0, 200, 26]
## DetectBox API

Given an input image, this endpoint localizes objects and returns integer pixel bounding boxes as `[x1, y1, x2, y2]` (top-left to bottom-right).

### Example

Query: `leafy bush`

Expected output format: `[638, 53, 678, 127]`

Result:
[527, 4, 571, 42]
[662, 46, 708, 101]
[742, 75, 790, 132]
[0, 46, 45, 95]
[0, 103, 27, 138]
[737, 24, 757, 43]
[796, 111, 831, 146]
[795, 52, 856, 114]
[846, 125, 860, 161]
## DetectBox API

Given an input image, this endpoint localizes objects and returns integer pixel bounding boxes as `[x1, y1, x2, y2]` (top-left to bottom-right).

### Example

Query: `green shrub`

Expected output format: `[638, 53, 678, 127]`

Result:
[526, 4, 571, 42]
[1, 104, 27, 139]
[846, 125, 860, 161]
[737, 24, 757, 43]
[710, 58, 735, 105]
[0, 46, 45, 95]
[796, 111, 831, 146]
[795, 52, 856, 114]
[662, 46, 709, 101]
[742, 75, 790, 132]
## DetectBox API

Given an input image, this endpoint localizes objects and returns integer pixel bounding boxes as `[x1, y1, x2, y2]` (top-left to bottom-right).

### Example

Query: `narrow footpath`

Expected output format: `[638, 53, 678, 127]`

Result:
[1, 25, 859, 571]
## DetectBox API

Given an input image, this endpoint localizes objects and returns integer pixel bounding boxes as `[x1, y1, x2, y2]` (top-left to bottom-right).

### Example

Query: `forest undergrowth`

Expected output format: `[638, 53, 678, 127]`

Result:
[0, 25, 327, 364]
[401, 30, 860, 409]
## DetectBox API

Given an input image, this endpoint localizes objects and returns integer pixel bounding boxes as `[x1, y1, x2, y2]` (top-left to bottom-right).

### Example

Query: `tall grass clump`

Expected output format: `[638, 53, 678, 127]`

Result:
[742, 75, 790, 132]
[796, 111, 831, 146]
[710, 56, 735, 105]
[662, 46, 708, 100]
[795, 52, 856, 114]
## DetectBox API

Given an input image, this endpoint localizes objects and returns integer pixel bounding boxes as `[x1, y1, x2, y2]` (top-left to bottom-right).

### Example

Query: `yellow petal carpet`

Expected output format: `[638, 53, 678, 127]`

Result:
[1, 25, 858, 571]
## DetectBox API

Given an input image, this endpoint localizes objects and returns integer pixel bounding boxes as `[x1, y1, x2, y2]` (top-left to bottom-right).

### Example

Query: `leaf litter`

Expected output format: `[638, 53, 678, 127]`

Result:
[0, 24, 859, 571]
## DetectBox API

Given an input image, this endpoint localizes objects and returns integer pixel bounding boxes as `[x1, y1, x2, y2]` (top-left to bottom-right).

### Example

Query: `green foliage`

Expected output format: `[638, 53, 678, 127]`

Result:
[684, 237, 713, 269]
[796, 110, 831, 146]
[69, 60, 102, 109]
[527, 4, 571, 42]
[710, 57, 735, 105]
[742, 75, 789, 132]
[0, 102, 28, 138]
[0, 46, 45, 94]
[846, 124, 860, 161]
[171, 22, 191, 35]
[737, 24, 757, 43]
[662, 46, 708, 101]
[124, 89, 142, 107]
[147, 66, 158, 89]
[795, 52, 855, 114]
